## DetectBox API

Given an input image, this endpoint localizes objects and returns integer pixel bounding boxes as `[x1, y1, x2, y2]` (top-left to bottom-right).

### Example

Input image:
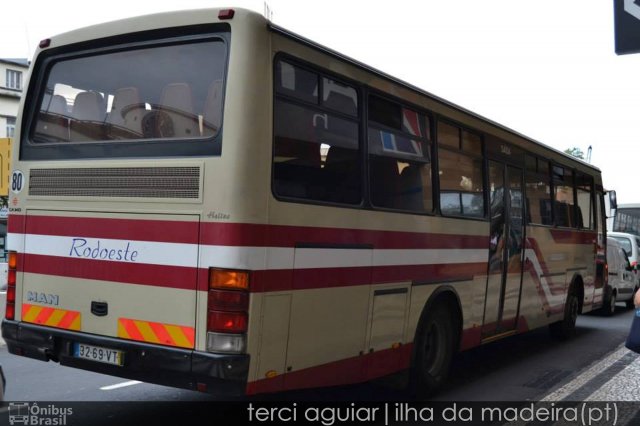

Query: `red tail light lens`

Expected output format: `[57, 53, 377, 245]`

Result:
[218, 9, 235, 20]
[207, 310, 248, 333]
[6, 251, 17, 320]
[208, 289, 249, 312]
[5, 303, 14, 321]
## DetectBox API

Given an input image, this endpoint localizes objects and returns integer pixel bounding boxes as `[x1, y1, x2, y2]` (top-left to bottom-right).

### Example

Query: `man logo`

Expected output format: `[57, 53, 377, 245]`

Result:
[26, 291, 59, 306]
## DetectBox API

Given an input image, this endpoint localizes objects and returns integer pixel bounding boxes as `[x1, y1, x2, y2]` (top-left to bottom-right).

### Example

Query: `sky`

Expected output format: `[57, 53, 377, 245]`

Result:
[1, 0, 639, 202]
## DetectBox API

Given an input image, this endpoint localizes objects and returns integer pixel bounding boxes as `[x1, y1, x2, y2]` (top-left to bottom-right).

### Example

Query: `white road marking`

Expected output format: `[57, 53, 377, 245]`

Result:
[100, 380, 142, 390]
[541, 345, 630, 401]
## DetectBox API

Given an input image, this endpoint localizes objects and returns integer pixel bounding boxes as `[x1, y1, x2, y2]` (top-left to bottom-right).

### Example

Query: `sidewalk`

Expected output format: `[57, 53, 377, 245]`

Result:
[542, 344, 640, 402]
[534, 344, 640, 425]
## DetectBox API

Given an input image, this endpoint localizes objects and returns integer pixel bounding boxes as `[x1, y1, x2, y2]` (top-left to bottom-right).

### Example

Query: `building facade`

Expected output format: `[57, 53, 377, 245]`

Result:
[0, 58, 29, 138]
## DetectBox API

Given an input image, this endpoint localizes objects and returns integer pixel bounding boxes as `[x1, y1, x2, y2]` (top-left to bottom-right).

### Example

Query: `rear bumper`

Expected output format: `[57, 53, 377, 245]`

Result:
[1, 320, 249, 396]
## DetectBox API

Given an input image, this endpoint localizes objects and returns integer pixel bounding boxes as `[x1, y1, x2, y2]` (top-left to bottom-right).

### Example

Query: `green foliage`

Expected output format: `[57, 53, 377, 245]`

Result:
[564, 147, 584, 159]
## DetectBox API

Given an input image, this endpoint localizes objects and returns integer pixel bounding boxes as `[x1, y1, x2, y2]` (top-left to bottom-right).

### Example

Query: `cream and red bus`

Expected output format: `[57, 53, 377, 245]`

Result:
[2, 8, 607, 396]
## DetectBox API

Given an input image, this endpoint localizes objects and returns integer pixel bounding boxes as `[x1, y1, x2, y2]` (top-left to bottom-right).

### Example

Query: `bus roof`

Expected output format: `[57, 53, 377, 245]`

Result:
[33, 7, 601, 175]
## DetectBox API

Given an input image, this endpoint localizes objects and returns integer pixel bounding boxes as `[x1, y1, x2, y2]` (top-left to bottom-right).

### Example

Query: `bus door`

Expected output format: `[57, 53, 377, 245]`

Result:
[483, 161, 525, 338]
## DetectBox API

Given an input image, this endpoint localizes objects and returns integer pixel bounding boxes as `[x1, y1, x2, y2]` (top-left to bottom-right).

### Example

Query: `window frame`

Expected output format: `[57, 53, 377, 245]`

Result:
[272, 54, 363, 208]
[435, 118, 486, 220]
[575, 171, 595, 230]
[524, 155, 554, 227]
[366, 91, 435, 214]
[6, 117, 16, 138]
[6, 69, 22, 90]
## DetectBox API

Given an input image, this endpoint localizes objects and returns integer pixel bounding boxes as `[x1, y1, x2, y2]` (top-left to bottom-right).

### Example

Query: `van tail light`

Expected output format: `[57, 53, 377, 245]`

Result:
[6, 251, 17, 320]
[218, 9, 235, 20]
[206, 268, 249, 353]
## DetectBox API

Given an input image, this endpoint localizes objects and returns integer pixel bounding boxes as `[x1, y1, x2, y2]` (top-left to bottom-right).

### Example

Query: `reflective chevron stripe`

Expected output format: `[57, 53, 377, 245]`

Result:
[22, 303, 81, 331]
[117, 317, 195, 349]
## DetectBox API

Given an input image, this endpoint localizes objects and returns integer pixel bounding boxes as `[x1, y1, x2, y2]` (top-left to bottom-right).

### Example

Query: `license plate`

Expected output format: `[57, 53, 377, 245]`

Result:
[74, 343, 124, 366]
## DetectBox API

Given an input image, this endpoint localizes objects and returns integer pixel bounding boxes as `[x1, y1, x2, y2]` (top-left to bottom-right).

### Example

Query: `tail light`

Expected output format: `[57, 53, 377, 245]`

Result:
[206, 268, 249, 353]
[218, 9, 235, 20]
[6, 251, 17, 320]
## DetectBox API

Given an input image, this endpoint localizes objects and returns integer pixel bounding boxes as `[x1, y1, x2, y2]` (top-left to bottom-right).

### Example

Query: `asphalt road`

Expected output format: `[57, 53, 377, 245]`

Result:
[1, 292, 639, 425]
[0, 299, 635, 403]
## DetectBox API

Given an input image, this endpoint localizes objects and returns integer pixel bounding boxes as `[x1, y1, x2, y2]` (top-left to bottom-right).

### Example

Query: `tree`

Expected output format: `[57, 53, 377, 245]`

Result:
[564, 147, 585, 159]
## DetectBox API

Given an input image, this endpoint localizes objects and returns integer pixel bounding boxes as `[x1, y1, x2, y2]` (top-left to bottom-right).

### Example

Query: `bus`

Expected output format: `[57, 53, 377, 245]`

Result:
[612, 203, 640, 236]
[2, 8, 608, 396]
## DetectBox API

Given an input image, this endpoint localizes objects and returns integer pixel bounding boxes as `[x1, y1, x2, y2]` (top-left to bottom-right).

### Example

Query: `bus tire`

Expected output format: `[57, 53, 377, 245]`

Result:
[549, 286, 580, 340]
[601, 286, 617, 316]
[413, 303, 457, 396]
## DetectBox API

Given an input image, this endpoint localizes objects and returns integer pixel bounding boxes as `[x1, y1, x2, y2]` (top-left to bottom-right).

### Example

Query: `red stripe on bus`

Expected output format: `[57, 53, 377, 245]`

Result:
[550, 229, 597, 245]
[18, 214, 199, 244]
[251, 264, 487, 293]
[372, 262, 487, 284]
[247, 344, 413, 395]
[23, 253, 487, 293]
[23, 254, 198, 290]
[200, 222, 490, 249]
[8, 214, 26, 233]
[10, 214, 489, 249]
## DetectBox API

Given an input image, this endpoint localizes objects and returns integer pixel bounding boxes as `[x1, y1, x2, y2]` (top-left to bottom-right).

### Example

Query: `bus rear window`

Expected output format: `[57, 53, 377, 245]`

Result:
[30, 38, 226, 148]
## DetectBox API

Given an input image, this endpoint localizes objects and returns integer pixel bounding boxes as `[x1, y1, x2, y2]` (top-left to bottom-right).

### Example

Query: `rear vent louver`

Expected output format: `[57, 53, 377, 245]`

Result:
[29, 167, 200, 199]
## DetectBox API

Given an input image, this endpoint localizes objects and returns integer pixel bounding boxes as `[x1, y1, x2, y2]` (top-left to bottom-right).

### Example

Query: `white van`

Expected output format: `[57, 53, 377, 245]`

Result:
[608, 231, 640, 289]
[604, 237, 636, 315]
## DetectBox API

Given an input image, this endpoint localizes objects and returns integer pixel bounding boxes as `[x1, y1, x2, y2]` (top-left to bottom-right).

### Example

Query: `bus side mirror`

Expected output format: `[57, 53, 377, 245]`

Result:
[609, 190, 618, 210]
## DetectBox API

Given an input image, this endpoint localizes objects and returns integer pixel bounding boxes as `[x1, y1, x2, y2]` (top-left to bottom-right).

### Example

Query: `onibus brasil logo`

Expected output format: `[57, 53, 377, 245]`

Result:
[8, 402, 73, 425]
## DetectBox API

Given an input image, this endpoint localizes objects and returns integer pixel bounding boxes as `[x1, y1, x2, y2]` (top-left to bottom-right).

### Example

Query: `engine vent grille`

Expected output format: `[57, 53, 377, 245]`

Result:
[29, 167, 201, 199]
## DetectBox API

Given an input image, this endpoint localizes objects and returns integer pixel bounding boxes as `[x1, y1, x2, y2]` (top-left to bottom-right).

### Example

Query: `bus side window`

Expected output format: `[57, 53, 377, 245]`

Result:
[323, 145, 360, 204]
[553, 166, 576, 228]
[437, 121, 484, 218]
[525, 156, 553, 226]
[273, 60, 361, 205]
[367, 94, 432, 213]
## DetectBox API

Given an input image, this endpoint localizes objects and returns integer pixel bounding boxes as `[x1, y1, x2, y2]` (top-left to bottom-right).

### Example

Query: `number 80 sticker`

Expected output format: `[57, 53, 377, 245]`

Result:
[11, 170, 24, 194]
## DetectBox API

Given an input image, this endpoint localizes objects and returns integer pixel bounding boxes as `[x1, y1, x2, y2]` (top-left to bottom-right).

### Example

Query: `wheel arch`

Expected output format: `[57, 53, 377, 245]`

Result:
[412, 285, 463, 363]
[569, 273, 585, 314]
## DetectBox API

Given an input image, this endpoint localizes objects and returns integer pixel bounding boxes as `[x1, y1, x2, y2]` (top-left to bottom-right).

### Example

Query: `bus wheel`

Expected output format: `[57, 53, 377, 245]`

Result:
[413, 304, 457, 396]
[601, 287, 617, 316]
[550, 287, 580, 340]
